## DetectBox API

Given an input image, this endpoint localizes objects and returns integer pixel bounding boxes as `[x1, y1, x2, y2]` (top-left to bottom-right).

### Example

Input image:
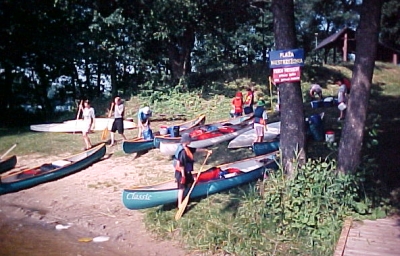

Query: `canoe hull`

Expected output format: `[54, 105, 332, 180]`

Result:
[0, 155, 17, 174]
[30, 118, 136, 133]
[156, 115, 253, 145]
[253, 140, 280, 156]
[122, 152, 277, 210]
[0, 144, 106, 195]
[228, 121, 281, 149]
[122, 115, 206, 154]
[122, 139, 155, 154]
[159, 125, 252, 156]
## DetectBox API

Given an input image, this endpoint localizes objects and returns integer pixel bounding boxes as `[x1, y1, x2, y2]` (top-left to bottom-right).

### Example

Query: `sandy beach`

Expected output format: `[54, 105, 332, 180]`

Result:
[0, 145, 189, 256]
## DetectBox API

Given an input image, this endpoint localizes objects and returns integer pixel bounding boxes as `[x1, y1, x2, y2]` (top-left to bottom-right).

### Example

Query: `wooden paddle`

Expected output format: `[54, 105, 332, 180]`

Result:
[74, 100, 83, 134]
[1, 143, 17, 159]
[101, 102, 114, 141]
[175, 151, 211, 221]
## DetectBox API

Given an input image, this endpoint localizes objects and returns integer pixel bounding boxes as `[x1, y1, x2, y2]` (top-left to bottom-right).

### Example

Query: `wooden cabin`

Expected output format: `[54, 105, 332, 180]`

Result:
[315, 27, 399, 65]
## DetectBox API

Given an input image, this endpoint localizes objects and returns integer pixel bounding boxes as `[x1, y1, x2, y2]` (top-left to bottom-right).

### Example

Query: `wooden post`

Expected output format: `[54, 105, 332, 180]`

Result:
[343, 32, 348, 62]
[393, 53, 398, 65]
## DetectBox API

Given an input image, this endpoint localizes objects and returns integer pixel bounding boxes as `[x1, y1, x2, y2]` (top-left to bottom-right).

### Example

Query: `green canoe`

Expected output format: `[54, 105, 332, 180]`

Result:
[0, 143, 106, 195]
[0, 155, 17, 174]
[122, 151, 277, 210]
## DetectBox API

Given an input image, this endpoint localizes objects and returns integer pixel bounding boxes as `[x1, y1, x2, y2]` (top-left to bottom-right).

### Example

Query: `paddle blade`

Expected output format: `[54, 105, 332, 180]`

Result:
[175, 195, 190, 221]
[101, 128, 109, 141]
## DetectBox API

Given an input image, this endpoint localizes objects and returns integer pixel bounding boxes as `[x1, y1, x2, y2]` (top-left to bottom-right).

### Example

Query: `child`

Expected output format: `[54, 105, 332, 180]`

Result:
[231, 91, 243, 117]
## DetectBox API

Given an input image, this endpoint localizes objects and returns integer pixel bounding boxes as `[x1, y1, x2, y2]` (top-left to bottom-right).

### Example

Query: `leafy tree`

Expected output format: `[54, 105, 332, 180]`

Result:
[381, 0, 400, 49]
[337, 0, 384, 173]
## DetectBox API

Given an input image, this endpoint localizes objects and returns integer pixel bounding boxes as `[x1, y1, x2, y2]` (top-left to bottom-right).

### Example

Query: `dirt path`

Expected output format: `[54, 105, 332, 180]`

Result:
[0, 146, 188, 256]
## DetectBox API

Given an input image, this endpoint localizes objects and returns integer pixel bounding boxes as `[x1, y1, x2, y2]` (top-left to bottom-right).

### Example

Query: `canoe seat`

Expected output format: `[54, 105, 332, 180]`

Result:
[218, 126, 236, 133]
[52, 160, 71, 167]
[197, 167, 221, 182]
[224, 173, 238, 178]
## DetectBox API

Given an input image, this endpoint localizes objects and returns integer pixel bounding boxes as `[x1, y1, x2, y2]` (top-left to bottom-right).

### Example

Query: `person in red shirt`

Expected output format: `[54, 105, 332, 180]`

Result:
[231, 91, 243, 117]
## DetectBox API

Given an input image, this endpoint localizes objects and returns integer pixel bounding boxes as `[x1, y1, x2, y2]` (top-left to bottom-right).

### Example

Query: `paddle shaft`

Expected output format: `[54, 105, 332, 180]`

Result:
[101, 102, 114, 140]
[175, 151, 211, 221]
[1, 144, 17, 159]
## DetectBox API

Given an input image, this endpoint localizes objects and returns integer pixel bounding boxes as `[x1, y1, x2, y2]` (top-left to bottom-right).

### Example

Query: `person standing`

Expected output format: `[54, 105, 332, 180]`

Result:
[137, 106, 152, 138]
[80, 100, 95, 150]
[335, 79, 347, 120]
[230, 91, 243, 118]
[109, 96, 127, 146]
[173, 133, 211, 208]
[253, 100, 268, 143]
[243, 86, 255, 115]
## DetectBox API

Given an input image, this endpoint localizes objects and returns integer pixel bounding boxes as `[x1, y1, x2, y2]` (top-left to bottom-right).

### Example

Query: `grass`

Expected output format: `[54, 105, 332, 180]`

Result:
[1, 61, 400, 255]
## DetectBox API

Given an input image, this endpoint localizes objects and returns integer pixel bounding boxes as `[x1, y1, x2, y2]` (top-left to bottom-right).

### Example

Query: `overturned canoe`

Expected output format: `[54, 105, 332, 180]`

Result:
[0, 155, 17, 174]
[228, 121, 281, 149]
[253, 140, 280, 156]
[122, 151, 277, 210]
[122, 114, 206, 154]
[30, 118, 136, 133]
[0, 144, 106, 195]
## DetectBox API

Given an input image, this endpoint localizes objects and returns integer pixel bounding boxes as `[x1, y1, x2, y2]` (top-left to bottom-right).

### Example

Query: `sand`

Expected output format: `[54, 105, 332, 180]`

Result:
[0, 145, 188, 256]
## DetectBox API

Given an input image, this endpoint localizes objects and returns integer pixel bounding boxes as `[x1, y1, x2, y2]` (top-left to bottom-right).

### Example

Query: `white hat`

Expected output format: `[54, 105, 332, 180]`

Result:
[142, 106, 150, 114]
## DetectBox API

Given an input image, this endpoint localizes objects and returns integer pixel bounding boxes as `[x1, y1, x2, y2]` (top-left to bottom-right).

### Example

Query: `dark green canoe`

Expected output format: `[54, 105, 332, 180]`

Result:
[0, 155, 17, 174]
[253, 140, 280, 156]
[0, 143, 106, 195]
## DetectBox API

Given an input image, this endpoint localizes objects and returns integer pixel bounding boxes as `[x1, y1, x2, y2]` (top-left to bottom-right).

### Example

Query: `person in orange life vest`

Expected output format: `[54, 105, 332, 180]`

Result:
[243, 86, 255, 115]
[231, 91, 243, 117]
[173, 133, 212, 208]
[253, 100, 268, 143]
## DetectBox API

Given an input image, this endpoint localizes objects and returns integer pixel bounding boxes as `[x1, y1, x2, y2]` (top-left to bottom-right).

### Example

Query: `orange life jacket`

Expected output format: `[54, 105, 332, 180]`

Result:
[232, 97, 243, 113]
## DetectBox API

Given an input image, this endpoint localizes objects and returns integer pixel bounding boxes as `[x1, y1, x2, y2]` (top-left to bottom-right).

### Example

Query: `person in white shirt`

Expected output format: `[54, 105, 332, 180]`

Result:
[335, 79, 347, 120]
[110, 96, 127, 146]
[80, 100, 95, 150]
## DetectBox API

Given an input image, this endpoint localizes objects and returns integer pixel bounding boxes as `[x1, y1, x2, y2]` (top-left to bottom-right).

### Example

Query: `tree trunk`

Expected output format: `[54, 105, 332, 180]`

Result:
[271, 0, 306, 175]
[110, 56, 118, 97]
[337, 0, 383, 174]
[167, 26, 195, 83]
[0, 63, 13, 112]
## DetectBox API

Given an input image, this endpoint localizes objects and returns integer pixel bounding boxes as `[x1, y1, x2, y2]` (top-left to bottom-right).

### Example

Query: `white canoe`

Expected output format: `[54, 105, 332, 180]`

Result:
[30, 118, 136, 133]
[158, 124, 253, 156]
[228, 121, 281, 149]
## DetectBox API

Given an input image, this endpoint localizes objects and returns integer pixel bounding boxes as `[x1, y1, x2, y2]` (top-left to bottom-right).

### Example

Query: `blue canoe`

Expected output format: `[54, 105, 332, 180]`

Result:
[0, 155, 17, 174]
[0, 143, 106, 195]
[122, 114, 206, 154]
[253, 140, 280, 156]
[122, 151, 277, 210]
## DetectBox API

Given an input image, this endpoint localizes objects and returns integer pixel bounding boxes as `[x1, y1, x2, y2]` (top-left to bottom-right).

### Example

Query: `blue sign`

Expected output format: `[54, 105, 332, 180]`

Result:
[269, 48, 305, 68]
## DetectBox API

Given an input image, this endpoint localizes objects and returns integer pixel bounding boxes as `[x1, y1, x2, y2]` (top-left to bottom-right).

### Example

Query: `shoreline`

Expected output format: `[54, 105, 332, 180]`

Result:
[0, 148, 187, 256]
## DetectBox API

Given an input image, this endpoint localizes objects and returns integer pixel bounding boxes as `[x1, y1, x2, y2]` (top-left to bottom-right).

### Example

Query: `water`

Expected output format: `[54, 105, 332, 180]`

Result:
[0, 217, 124, 256]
